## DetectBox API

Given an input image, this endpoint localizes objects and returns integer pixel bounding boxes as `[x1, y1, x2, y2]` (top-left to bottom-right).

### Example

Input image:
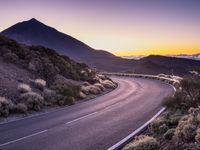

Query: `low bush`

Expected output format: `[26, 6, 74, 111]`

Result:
[149, 117, 169, 134]
[13, 103, 28, 113]
[163, 77, 200, 112]
[164, 129, 175, 140]
[162, 91, 184, 110]
[159, 124, 169, 134]
[123, 135, 159, 150]
[34, 79, 46, 91]
[195, 128, 200, 144]
[79, 91, 87, 99]
[94, 83, 105, 91]
[43, 88, 57, 105]
[51, 84, 80, 98]
[18, 83, 31, 93]
[3, 52, 19, 63]
[19, 92, 44, 111]
[0, 96, 13, 117]
[50, 84, 79, 105]
[174, 107, 200, 143]
[101, 80, 116, 89]
[54, 95, 75, 106]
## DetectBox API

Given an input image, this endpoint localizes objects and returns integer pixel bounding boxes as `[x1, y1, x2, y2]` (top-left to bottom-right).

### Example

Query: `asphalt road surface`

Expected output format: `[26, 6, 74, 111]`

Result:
[0, 76, 174, 150]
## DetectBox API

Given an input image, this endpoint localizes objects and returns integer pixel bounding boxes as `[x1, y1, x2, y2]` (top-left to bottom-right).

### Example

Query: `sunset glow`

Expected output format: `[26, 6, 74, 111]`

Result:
[0, 0, 200, 56]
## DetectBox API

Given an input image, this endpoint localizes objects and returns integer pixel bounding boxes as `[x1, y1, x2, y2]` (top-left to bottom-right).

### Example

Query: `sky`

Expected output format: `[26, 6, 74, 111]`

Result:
[0, 0, 200, 56]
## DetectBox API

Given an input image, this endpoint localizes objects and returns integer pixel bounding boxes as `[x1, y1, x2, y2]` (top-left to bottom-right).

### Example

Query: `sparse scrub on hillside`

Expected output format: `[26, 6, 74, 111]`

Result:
[79, 91, 87, 99]
[174, 107, 200, 143]
[123, 135, 159, 150]
[18, 83, 32, 93]
[50, 84, 80, 105]
[19, 92, 44, 111]
[3, 52, 19, 63]
[42, 88, 57, 105]
[164, 128, 175, 140]
[163, 77, 200, 112]
[13, 103, 28, 113]
[0, 96, 13, 117]
[124, 77, 200, 150]
[34, 79, 46, 90]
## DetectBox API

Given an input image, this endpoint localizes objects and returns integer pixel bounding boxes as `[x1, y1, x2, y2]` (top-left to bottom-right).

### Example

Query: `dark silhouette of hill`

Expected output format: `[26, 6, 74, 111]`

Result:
[1, 18, 134, 71]
[134, 55, 200, 75]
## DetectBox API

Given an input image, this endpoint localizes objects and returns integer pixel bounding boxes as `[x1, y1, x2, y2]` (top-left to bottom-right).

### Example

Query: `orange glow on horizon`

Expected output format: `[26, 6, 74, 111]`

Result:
[113, 49, 200, 56]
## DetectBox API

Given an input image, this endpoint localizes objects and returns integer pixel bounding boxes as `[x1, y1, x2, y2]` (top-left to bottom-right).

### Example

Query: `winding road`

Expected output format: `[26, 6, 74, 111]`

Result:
[0, 76, 174, 150]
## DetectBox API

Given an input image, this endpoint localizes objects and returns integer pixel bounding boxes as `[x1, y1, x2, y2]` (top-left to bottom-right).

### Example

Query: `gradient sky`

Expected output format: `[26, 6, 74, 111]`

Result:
[0, 0, 200, 56]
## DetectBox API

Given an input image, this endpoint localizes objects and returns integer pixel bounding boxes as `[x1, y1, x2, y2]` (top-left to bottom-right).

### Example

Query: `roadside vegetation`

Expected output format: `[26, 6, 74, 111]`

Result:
[0, 35, 117, 117]
[123, 75, 200, 150]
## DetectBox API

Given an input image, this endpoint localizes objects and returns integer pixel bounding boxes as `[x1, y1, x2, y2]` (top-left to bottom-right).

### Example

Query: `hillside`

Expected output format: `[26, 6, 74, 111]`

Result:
[1, 18, 134, 72]
[133, 55, 200, 76]
[0, 35, 117, 117]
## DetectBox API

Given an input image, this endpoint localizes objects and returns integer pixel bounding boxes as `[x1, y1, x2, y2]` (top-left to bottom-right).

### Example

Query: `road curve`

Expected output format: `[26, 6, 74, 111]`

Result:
[0, 76, 174, 150]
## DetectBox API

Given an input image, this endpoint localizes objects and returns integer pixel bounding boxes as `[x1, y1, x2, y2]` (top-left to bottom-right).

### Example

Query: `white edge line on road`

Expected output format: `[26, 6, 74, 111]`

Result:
[107, 107, 166, 150]
[0, 130, 48, 147]
[108, 84, 176, 150]
[65, 112, 98, 125]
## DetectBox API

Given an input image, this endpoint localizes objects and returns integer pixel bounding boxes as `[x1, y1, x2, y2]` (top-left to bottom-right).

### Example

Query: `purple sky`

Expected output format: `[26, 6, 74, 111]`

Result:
[0, 0, 200, 55]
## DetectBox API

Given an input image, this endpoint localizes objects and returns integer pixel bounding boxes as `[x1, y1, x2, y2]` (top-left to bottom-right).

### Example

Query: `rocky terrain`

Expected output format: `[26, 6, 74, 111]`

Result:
[0, 35, 117, 117]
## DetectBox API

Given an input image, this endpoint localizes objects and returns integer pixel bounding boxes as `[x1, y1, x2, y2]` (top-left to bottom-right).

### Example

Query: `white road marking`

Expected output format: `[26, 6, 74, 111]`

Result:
[0, 130, 48, 147]
[107, 84, 176, 150]
[65, 112, 98, 125]
[0, 78, 176, 149]
[107, 108, 166, 150]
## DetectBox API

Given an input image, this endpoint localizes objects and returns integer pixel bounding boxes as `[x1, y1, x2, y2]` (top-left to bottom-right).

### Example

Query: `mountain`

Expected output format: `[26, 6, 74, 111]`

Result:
[134, 55, 200, 75]
[1, 18, 134, 72]
[1, 18, 200, 76]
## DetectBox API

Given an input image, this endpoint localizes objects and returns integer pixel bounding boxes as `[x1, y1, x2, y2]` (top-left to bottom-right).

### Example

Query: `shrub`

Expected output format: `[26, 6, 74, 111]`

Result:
[67, 96, 75, 105]
[163, 77, 200, 112]
[159, 124, 169, 134]
[174, 107, 200, 143]
[14, 103, 28, 113]
[195, 128, 200, 144]
[79, 91, 87, 99]
[18, 83, 31, 93]
[34, 79, 46, 90]
[101, 80, 116, 89]
[149, 118, 169, 134]
[0, 96, 13, 117]
[3, 52, 19, 63]
[123, 135, 159, 150]
[51, 84, 80, 98]
[54, 95, 75, 106]
[50, 84, 79, 106]
[43, 88, 57, 105]
[94, 83, 105, 91]
[162, 91, 184, 110]
[19, 92, 44, 111]
[164, 129, 175, 140]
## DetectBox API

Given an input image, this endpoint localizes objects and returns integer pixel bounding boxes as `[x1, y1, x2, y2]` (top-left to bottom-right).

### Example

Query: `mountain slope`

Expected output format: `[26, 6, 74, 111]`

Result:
[1, 18, 133, 71]
[0, 35, 117, 117]
[134, 55, 200, 75]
